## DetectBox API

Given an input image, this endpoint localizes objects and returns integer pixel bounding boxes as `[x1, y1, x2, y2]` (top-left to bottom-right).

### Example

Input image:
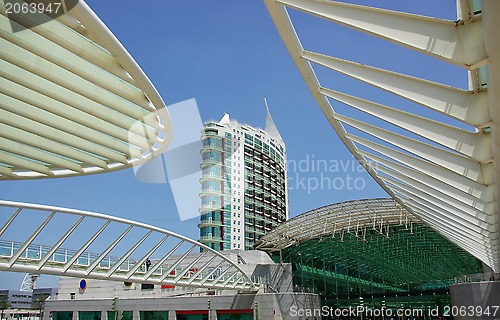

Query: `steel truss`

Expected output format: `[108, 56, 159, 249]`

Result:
[0, 200, 258, 292]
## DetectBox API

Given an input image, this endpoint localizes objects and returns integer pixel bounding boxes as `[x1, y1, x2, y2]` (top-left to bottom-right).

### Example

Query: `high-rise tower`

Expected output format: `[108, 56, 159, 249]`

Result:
[198, 109, 288, 251]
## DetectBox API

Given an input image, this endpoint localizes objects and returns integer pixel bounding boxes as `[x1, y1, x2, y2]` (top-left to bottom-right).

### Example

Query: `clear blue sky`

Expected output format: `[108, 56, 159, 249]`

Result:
[0, 0, 462, 289]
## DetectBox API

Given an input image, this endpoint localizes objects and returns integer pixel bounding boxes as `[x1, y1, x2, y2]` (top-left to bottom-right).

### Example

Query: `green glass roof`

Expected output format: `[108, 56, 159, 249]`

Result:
[257, 199, 483, 300]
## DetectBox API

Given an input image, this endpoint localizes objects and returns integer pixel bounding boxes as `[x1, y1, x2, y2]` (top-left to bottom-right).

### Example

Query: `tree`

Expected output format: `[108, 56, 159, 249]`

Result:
[32, 291, 51, 320]
[0, 293, 11, 320]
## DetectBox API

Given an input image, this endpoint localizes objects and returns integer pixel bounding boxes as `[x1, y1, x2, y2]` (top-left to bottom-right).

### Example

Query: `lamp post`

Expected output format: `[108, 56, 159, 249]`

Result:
[207, 299, 211, 320]
[254, 301, 259, 320]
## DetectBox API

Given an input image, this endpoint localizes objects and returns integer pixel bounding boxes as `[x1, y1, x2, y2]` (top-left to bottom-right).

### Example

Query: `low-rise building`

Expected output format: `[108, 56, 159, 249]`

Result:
[44, 250, 320, 320]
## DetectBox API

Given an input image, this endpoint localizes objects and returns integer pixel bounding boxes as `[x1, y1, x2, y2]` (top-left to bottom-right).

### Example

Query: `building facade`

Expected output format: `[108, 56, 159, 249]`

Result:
[198, 112, 288, 251]
[0, 290, 32, 310]
[0, 288, 57, 310]
[44, 250, 320, 320]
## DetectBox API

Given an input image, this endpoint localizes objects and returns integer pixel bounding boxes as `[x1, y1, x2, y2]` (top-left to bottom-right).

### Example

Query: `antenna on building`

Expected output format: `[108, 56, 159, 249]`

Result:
[264, 97, 270, 112]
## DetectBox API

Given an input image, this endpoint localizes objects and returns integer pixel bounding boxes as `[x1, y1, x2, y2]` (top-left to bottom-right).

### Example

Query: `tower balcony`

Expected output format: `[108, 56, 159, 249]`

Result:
[200, 159, 222, 168]
[199, 188, 223, 197]
[200, 144, 224, 153]
[198, 219, 224, 228]
[199, 235, 222, 243]
[199, 174, 223, 182]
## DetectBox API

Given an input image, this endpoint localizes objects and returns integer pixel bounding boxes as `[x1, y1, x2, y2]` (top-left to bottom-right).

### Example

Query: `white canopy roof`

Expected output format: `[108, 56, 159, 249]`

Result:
[0, 0, 172, 179]
[264, 0, 500, 271]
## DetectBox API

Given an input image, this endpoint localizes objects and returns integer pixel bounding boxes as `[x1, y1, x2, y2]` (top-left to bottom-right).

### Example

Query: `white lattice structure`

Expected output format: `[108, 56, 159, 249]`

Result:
[264, 0, 500, 271]
[20, 273, 39, 291]
[0, 0, 171, 179]
[0, 201, 258, 291]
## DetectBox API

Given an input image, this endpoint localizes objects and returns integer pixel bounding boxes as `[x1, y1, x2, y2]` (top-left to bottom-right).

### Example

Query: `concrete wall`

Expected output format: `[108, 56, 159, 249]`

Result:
[48, 251, 310, 319]
[56, 250, 288, 300]
[44, 292, 320, 320]
[449, 281, 500, 320]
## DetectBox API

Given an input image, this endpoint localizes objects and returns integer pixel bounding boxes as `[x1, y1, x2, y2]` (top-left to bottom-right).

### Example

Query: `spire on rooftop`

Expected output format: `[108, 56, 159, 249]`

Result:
[219, 113, 230, 125]
[264, 97, 282, 141]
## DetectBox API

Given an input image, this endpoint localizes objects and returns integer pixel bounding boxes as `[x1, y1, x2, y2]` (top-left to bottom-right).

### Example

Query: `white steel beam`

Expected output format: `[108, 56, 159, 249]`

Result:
[124, 235, 169, 279]
[0, 136, 84, 173]
[85, 226, 133, 275]
[38, 217, 85, 270]
[387, 185, 493, 247]
[376, 167, 493, 231]
[278, 0, 486, 68]
[263, 0, 405, 212]
[399, 195, 497, 251]
[0, 14, 149, 109]
[0, 3, 132, 85]
[334, 113, 486, 189]
[62, 221, 111, 273]
[0, 123, 109, 170]
[350, 134, 490, 208]
[264, 0, 499, 271]
[1, 109, 129, 164]
[396, 204, 492, 260]
[0, 39, 152, 123]
[304, 51, 490, 126]
[482, 1, 500, 263]
[8, 212, 56, 267]
[322, 88, 491, 162]
[0, 78, 151, 145]
[143, 241, 189, 281]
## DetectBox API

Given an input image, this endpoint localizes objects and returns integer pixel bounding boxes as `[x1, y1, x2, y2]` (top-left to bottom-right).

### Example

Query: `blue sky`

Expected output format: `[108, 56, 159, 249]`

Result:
[0, 0, 460, 289]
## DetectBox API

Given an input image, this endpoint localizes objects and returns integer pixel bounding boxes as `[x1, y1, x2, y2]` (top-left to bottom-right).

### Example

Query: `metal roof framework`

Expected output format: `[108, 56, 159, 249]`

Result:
[255, 199, 482, 292]
[255, 198, 417, 251]
[0, 200, 258, 292]
[0, 0, 172, 179]
[263, 0, 500, 271]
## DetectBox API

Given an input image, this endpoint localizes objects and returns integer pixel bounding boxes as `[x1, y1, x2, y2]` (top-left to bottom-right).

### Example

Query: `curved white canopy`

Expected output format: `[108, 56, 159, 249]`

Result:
[0, 0, 172, 179]
[264, 0, 500, 271]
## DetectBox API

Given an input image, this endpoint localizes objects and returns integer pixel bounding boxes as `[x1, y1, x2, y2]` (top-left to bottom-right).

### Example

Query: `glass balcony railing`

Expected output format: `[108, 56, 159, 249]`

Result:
[198, 235, 221, 242]
[198, 219, 224, 227]
[199, 189, 223, 196]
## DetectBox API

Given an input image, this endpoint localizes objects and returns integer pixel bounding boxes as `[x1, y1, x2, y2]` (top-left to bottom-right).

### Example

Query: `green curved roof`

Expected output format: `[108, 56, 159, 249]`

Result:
[256, 199, 482, 297]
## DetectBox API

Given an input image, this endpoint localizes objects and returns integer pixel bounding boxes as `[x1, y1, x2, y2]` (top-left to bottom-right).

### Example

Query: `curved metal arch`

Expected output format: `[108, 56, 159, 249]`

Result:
[0, 200, 258, 292]
[264, 0, 500, 271]
[0, 0, 172, 179]
[255, 198, 419, 251]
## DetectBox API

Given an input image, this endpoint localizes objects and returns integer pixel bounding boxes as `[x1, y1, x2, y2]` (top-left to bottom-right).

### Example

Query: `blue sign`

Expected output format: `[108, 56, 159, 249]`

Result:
[79, 279, 87, 290]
